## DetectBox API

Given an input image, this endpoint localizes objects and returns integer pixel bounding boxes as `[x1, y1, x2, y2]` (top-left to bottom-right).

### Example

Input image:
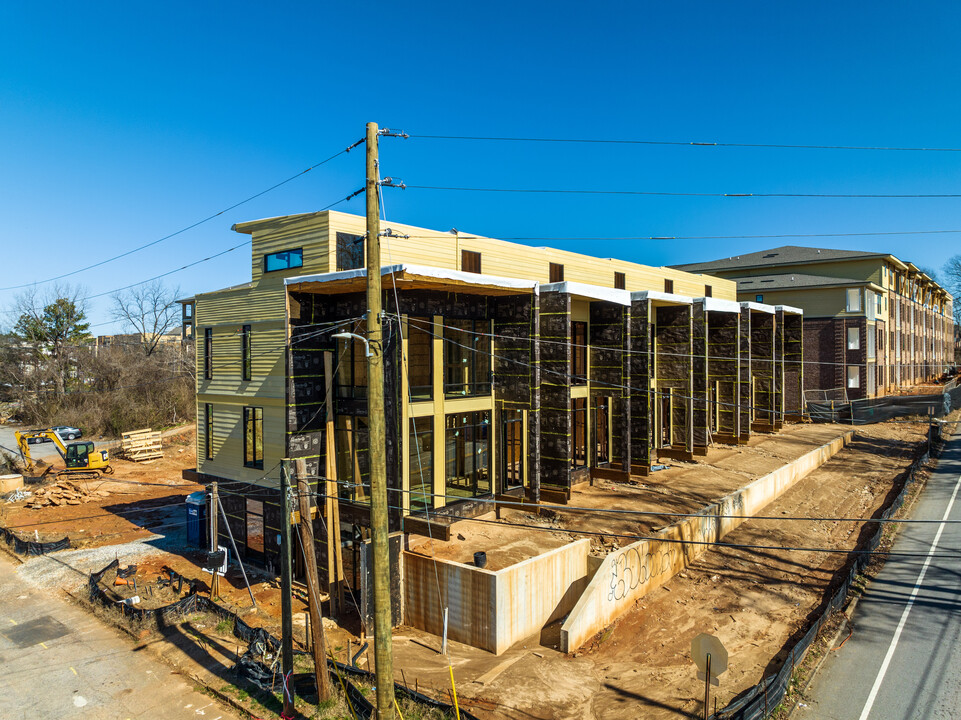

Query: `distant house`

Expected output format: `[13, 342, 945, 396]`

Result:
[674, 246, 955, 400]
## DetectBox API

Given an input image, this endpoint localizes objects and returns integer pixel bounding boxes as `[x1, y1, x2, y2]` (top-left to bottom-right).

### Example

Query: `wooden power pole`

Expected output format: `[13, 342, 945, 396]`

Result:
[210, 481, 220, 598]
[366, 120, 395, 719]
[294, 457, 332, 702]
[280, 460, 296, 717]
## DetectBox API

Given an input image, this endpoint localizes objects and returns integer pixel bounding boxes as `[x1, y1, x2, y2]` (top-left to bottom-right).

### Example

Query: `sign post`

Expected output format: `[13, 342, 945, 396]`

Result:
[691, 633, 728, 719]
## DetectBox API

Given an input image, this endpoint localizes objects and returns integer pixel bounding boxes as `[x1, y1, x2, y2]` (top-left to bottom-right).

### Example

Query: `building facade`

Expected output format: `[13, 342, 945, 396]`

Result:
[185, 211, 803, 579]
[674, 246, 955, 400]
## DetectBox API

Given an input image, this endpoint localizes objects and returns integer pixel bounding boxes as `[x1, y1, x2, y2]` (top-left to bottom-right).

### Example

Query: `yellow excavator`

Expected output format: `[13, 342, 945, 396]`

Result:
[14, 430, 114, 479]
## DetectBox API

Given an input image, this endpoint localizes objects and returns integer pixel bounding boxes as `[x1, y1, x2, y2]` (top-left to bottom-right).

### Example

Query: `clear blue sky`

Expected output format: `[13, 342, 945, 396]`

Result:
[3, 2, 961, 332]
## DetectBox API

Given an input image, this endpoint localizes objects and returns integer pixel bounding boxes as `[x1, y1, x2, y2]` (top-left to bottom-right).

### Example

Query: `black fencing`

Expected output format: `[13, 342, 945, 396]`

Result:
[88, 559, 477, 720]
[808, 386, 961, 425]
[0, 525, 70, 555]
[713, 444, 933, 720]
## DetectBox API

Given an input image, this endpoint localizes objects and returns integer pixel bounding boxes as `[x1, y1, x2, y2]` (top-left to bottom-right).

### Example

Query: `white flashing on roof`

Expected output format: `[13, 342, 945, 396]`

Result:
[631, 290, 694, 305]
[697, 297, 741, 314]
[775, 305, 804, 315]
[740, 301, 776, 314]
[285, 263, 538, 292]
[541, 281, 631, 306]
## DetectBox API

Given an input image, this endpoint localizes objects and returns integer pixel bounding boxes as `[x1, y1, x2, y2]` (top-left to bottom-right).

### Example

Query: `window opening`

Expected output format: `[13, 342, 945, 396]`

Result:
[571, 321, 587, 384]
[241, 325, 251, 381]
[549, 263, 564, 283]
[243, 407, 264, 469]
[461, 250, 481, 274]
[408, 417, 433, 513]
[264, 248, 303, 273]
[444, 318, 491, 397]
[571, 398, 588, 469]
[445, 411, 491, 498]
[336, 232, 365, 271]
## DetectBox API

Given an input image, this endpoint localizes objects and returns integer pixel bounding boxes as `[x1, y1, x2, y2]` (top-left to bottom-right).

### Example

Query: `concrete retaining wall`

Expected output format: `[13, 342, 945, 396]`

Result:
[404, 538, 593, 654]
[559, 430, 855, 652]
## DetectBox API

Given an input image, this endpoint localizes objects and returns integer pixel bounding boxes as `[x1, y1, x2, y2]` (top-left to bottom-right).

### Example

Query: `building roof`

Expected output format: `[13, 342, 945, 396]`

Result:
[671, 245, 902, 273]
[736, 273, 884, 292]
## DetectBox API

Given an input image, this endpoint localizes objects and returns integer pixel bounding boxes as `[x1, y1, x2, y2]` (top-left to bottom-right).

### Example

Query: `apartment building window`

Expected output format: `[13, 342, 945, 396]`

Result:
[594, 397, 610, 465]
[444, 319, 491, 397]
[408, 317, 433, 401]
[445, 411, 491, 498]
[867, 328, 876, 359]
[264, 248, 303, 273]
[866, 291, 876, 320]
[571, 398, 588, 469]
[846, 288, 862, 313]
[408, 417, 433, 512]
[614, 272, 626, 290]
[876, 293, 884, 317]
[243, 407, 263, 469]
[241, 325, 252, 381]
[335, 321, 368, 399]
[461, 250, 481, 274]
[336, 416, 370, 503]
[571, 321, 588, 384]
[336, 232, 365, 271]
[704, 285, 713, 298]
[204, 328, 212, 379]
[847, 327, 860, 350]
[664, 279, 674, 294]
[204, 404, 213, 460]
[549, 263, 564, 283]
[755, 295, 763, 303]
[847, 366, 860, 389]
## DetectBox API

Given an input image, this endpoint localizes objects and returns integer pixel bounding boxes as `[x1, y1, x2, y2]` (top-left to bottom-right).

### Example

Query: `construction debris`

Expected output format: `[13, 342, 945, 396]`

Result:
[5, 489, 31, 503]
[25, 479, 110, 509]
[121, 428, 163, 462]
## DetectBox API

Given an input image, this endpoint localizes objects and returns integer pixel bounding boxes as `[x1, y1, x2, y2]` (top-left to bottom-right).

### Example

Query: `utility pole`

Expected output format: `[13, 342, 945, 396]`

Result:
[366, 120, 395, 719]
[210, 481, 220, 598]
[280, 460, 296, 717]
[294, 457, 332, 702]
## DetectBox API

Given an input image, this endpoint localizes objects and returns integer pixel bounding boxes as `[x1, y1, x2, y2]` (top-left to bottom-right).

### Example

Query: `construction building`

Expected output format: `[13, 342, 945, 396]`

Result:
[674, 246, 955, 400]
[182, 210, 803, 586]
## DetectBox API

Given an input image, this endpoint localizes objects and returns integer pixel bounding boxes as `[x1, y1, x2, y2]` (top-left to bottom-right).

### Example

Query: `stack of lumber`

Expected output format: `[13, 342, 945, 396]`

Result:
[26, 479, 110, 508]
[121, 428, 163, 462]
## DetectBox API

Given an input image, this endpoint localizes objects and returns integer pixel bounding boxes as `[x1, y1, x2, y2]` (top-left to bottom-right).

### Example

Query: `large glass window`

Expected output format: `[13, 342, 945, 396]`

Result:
[847, 327, 860, 350]
[336, 416, 370, 503]
[594, 397, 610, 465]
[264, 248, 303, 273]
[846, 288, 862, 313]
[847, 366, 860, 389]
[571, 321, 587, 384]
[571, 398, 588, 469]
[444, 319, 491, 397]
[408, 417, 433, 513]
[502, 410, 524, 490]
[243, 407, 263, 469]
[336, 321, 368, 399]
[445, 411, 491, 498]
[336, 232, 365, 271]
[408, 317, 433, 401]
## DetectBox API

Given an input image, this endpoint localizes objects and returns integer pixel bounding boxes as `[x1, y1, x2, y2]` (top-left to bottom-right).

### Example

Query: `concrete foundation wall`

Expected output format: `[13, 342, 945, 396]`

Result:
[404, 539, 592, 654]
[559, 429, 855, 652]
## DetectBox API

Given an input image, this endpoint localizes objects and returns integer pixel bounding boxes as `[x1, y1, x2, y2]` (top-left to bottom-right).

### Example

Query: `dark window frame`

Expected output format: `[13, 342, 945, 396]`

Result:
[549, 263, 565, 283]
[407, 317, 433, 401]
[462, 250, 482, 274]
[664, 278, 674, 294]
[571, 321, 588, 384]
[408, 416, 433, 513]
[594, 397, 610, 465]
[243, 406, 264, 470]
[204, 403, 213, 460]
[445, 410, 492, 499]
[263, 248, 304, 273]
[614, 272, 626, 290]
[704, 285, 713, 298]
[443, 318, 492, 398]
[756, 294, 763, 303]
[571, 398, 588, 469]
[204, 328, 212, 379]
[336, 232, 365, 272]
[502, 409, 524, 490]
[241, 324, 252, 381]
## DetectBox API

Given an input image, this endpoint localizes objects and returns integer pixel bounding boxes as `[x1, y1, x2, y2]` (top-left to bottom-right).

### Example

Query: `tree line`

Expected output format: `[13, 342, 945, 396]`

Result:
[0, 280, 195, 437]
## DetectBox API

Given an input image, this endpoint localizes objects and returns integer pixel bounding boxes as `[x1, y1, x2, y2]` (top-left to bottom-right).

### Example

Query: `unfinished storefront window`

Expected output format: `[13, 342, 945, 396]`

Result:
[594, 397, 610, 465]
[241, 324, 251, 381]
[408, 417, 433, 512]
[407, 317, 433, 401]
[571, 398, 587, 469]
[336, 232, 365, 271]
[571, 321, 587, 384]
[245, 499, 264, 559]
[445, 411, 491, 498]
[336, 321, 368, 399]
[502, 409, 524, 490]
[336, 415, 370, 503]
[443, 319, 491, 397]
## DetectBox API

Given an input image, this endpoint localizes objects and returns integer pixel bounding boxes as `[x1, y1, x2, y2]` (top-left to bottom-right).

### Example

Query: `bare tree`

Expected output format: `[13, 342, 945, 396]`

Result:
[111, 281, 182, 356]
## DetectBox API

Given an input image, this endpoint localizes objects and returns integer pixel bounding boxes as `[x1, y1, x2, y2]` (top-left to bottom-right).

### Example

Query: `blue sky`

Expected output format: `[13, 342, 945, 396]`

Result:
[3, 2, 961, 331]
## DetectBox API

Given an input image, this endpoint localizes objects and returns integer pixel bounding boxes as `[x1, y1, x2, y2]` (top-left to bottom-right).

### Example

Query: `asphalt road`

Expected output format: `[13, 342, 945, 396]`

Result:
[0, 555, 241, 720]
[0, 425, 62, 464]
[798, 428, 961, 720]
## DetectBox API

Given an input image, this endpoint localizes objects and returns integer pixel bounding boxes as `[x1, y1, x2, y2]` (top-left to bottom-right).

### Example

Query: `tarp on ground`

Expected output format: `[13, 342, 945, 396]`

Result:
[808, 386, 961, 425]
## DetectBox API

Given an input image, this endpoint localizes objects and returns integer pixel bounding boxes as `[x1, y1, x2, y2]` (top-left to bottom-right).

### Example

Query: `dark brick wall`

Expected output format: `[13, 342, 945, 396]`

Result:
[538, 291, 572, 489]
[590, 302, 630, 471]
[629, 299, 652, 472]
[707, 311, 739, 437]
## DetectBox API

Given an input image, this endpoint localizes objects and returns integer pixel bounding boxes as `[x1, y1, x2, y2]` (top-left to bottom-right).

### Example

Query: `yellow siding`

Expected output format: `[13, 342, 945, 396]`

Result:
[198, 402, 286, 483]
[250, 213, 331, 285]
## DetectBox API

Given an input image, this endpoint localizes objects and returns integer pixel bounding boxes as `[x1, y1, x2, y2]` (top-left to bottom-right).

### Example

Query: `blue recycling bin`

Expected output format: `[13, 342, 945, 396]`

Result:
[185, 491, 208, 547]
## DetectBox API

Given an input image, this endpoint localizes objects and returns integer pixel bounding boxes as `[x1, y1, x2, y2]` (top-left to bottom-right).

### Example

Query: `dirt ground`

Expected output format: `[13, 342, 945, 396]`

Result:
[391, 420, 932, 720]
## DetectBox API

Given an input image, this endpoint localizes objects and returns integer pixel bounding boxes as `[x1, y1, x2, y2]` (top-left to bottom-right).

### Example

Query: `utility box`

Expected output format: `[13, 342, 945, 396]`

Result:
[185, 491, 208, 547]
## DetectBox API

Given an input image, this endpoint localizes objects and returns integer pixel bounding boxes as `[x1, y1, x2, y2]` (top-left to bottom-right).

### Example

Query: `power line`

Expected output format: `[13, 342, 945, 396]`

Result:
[405, 184, 961, 200]
[0, 139, 364, 292]
[410, 134, 961, 153]
[405, 228, 961, 242]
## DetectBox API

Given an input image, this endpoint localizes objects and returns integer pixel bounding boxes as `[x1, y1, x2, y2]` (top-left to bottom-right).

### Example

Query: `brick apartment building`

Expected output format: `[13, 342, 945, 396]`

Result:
[674, 246, 955, 400]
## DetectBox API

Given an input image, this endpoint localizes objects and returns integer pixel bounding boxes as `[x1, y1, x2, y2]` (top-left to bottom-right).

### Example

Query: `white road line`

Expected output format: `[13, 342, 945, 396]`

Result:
[857, 472, 961, 720]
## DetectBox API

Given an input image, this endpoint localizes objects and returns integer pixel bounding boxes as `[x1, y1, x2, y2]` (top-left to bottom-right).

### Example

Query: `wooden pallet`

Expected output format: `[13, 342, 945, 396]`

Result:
[121, 428, 163, 462]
